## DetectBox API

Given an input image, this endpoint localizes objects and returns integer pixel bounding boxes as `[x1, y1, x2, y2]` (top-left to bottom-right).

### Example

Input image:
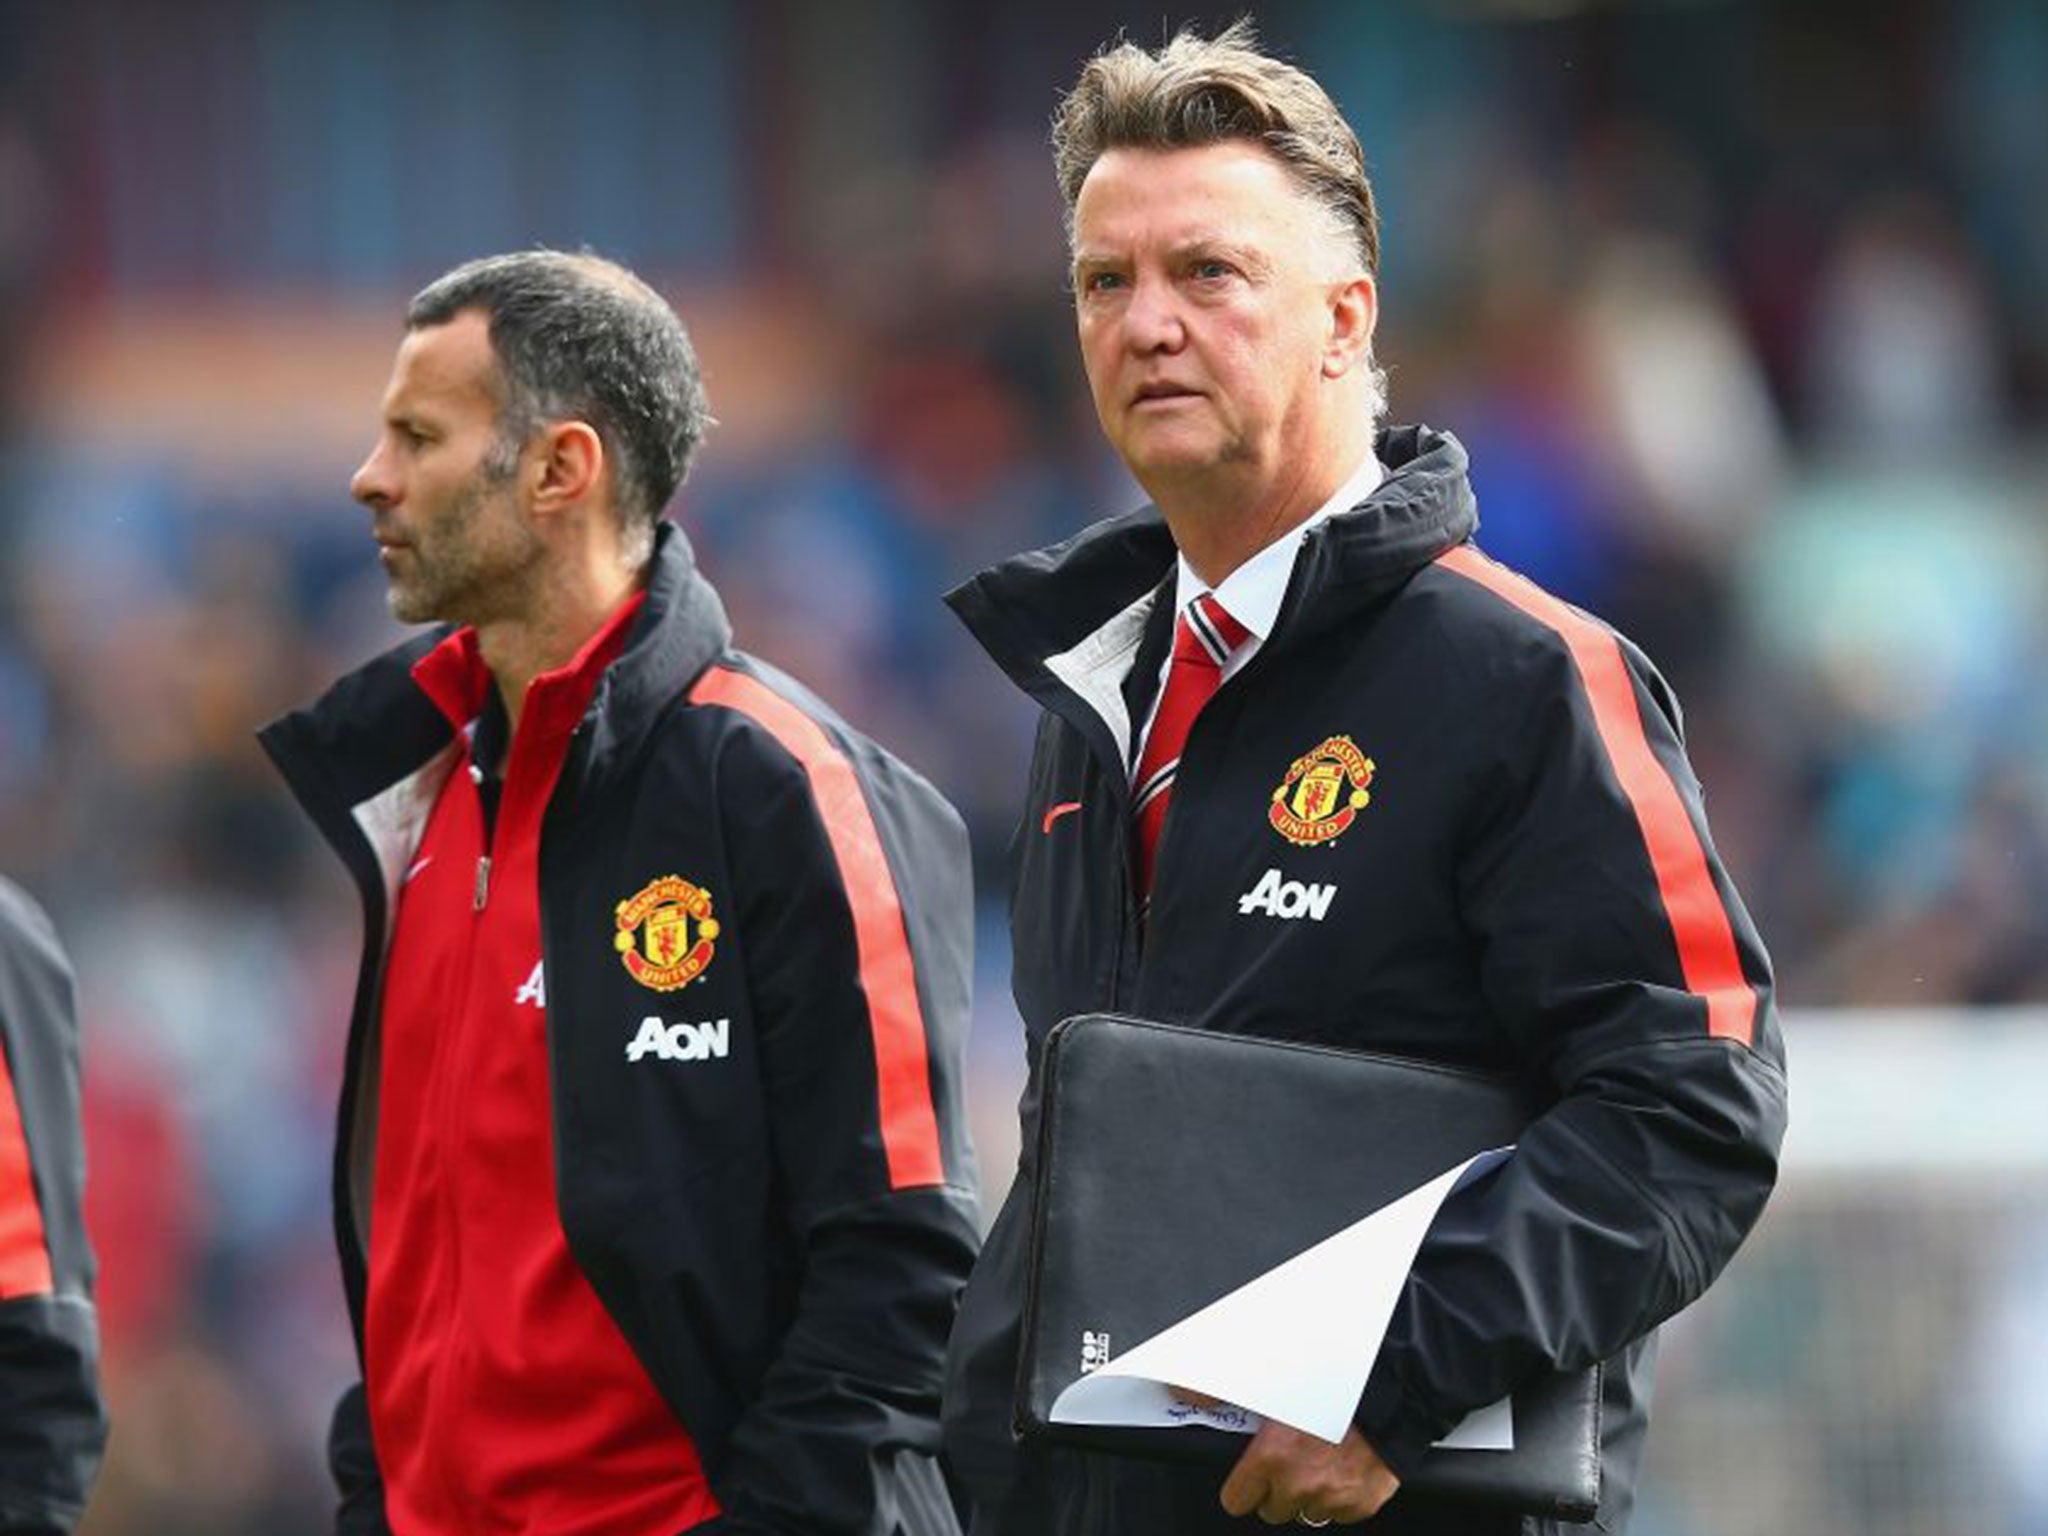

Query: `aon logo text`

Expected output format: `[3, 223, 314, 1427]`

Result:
[626, 1016, 731, 1064]
[1237, 868, 1337, 922]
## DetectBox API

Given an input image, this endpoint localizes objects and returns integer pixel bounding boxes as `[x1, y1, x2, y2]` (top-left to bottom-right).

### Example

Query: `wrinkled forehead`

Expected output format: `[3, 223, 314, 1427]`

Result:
[1070, 141, 1338, 260]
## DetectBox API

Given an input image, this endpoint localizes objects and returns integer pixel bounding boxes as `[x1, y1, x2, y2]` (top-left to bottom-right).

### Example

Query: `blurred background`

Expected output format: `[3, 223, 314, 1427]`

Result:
[1, 0, 2044, 1531]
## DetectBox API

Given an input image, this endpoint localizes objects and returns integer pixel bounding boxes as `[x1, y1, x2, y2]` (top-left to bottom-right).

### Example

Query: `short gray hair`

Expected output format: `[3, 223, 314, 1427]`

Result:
[407, 249, 710, 532]
[1052, 19, 1380, 278]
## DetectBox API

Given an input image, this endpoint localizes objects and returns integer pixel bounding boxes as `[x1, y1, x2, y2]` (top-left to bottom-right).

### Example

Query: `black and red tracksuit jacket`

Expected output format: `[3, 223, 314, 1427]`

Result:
[261, 524, 982, 1536]
[0, 878, 106, 1535]
[940, 425, 1789, 1536]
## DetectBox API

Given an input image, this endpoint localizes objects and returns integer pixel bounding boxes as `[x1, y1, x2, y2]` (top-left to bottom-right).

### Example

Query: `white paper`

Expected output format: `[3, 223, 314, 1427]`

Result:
[1436, 1395, 1513, 1451]
[1050, 1148, 1513, 1449]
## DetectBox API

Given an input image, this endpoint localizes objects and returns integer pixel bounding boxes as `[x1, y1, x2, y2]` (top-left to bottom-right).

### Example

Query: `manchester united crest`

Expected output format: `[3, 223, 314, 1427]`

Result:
[614, 875, 720, 992]
[1269, 736, 1375, 847]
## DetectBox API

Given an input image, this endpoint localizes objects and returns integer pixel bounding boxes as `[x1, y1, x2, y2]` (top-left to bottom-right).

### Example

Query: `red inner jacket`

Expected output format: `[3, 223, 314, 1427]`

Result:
[368, 596, 721, 1536]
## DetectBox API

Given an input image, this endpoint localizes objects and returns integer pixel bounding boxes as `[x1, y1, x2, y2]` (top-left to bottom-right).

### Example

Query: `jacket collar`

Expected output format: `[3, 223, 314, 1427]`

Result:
[946, 425, 1478, 741]
[578, 521, 732, 785]
[262, 520, 732, 820]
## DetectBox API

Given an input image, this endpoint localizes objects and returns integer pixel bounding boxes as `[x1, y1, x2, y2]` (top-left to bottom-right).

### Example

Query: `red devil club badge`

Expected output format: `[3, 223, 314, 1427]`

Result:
[614, 875, 720, 991]
[1269, 736, 1375, 847]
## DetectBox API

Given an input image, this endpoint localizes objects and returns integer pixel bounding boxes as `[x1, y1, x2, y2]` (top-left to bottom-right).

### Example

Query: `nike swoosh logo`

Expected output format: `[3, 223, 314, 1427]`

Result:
[1041, 801, 1083, 834]
[403, 856, 434, 885]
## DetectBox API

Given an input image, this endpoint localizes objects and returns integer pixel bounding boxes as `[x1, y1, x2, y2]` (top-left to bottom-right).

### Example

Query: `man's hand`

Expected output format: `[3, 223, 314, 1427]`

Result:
[1218, 1417, 1400, 1526]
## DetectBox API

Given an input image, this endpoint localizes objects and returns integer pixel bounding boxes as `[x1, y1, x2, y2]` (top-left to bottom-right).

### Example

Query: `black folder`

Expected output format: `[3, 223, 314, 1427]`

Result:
[1017, 1014, 1603, 1523]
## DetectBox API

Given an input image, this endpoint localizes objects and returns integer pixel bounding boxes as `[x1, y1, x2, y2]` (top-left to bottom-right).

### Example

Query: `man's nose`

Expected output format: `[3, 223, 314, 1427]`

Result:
[350, 444, 394, 510]
[1122, 275, 1186, 354]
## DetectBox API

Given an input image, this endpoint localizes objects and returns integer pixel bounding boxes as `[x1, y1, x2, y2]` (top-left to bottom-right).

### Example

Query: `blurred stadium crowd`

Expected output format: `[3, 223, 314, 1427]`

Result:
[0, 1, 2043, 1531]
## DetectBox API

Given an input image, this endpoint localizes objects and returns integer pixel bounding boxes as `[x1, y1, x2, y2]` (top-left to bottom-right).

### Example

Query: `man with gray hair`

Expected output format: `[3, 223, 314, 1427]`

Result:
[264, 250, 981, 1536]
[943, 23, 1785, 1533]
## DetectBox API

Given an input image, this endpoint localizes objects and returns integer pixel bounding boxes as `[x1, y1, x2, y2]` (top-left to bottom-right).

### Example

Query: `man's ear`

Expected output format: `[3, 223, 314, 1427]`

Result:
[1322, 273, 1379, 380]
[530, 420, 605, 516]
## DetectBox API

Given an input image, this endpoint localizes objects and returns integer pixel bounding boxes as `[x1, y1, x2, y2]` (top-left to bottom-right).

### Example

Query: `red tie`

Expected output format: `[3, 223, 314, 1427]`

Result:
[1132, 593, 1252, 901]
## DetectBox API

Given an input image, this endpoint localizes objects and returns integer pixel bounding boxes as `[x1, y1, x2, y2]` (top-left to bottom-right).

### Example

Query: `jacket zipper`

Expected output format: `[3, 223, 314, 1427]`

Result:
[423, 777, 495, 1524]
[1105, 804, 1133, 1008]
[1099, 745, 1139, 1010]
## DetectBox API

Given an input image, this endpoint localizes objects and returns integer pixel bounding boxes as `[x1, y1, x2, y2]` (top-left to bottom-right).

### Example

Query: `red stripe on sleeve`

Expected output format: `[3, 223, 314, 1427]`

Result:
[689, 667, 947, 1187]
[0, 1057, 53, 1297]
[1437, 545, 1757, 1045]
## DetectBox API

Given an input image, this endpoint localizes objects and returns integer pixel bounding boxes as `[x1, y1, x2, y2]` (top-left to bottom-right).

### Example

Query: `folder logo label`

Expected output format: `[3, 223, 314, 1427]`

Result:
[1269, 736, 1375, 846]
[1080, 1330, 1111, 1374]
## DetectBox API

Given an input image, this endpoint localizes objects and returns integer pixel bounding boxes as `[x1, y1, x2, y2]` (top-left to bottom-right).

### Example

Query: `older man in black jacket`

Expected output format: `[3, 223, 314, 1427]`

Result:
[942, 22, 1786, 1535]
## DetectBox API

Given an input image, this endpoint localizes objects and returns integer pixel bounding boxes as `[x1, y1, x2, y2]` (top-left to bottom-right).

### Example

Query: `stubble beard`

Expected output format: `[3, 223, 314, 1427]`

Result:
[385, 456, 533, 628]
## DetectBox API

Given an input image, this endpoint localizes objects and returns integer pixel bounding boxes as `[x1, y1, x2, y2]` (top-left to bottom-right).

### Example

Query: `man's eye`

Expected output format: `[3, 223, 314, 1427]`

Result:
[1081, 271, 1126, 294]
[1190, 259, 1235, 281]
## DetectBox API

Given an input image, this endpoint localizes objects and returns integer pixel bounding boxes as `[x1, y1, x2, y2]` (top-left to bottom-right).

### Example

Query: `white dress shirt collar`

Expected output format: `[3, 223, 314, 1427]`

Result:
[1170, 450, 1386, 640]
[1131, 450, 1387, 773]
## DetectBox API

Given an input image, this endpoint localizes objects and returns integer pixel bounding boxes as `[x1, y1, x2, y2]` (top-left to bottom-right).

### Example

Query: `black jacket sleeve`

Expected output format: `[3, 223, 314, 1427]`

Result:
[326, 1382, 389, 1536]
[706, 721, 982, 1534]
[0, 880, 108, 1535]
[1353, 634, 1789, 1475]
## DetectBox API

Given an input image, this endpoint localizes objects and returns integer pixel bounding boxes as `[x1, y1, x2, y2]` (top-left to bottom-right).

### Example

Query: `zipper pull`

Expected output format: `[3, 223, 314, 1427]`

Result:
[474, 855, 492, 912]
